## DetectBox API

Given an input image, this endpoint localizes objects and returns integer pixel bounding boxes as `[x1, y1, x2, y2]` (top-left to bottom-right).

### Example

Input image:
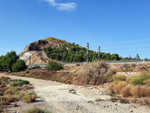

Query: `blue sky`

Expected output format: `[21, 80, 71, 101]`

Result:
[0, 0, 150, 59]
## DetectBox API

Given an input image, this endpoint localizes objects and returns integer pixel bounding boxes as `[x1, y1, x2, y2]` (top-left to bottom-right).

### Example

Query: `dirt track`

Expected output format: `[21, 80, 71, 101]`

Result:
[0, 73, 150, 113]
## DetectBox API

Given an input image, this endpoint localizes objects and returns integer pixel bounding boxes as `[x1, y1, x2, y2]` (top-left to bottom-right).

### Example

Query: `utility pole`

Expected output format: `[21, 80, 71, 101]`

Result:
[87, 43, 89, 63]
[98, 46, 100, 61]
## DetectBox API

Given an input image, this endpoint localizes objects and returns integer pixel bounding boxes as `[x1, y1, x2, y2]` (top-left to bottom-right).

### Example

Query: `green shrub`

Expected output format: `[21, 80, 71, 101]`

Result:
[25, 107, 51, 113]
[12, 59, 27, 72]
[22, 93, 36, 103]
[112, 74, 126, 84]
[129, 77, 144, 85]
[47, 61, 63, 71]
[127, 73, 150, 85]
[32, 65, 41, 69]
[10, 79, 29, 87]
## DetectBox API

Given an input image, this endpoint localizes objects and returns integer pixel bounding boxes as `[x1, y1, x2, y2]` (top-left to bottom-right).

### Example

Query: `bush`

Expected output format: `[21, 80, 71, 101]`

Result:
[12, 59, 27, 72]
[112, 74, 126, 84]
[47, 61, 63, 71]
[32, 65, 41, 69]
[110, 82, 150, 98]
[25, 107, 51, 113]
[22, 93, 36, 103]
[10, 79, 30, 87]
[76, 61, 114, 85]
[127, 73, 150, 85]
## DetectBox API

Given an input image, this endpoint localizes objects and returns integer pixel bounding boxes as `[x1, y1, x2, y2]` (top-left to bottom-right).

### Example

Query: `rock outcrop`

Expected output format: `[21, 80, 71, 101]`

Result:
[24, 40, 60, 51]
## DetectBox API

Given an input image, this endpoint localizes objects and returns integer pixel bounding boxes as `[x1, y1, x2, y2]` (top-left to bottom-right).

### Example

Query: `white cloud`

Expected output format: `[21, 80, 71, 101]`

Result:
[44, 0, 77, 11]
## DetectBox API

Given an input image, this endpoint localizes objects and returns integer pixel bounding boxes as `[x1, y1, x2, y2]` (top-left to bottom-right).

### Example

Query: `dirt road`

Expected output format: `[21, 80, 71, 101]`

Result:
[0, 73, 149, 113]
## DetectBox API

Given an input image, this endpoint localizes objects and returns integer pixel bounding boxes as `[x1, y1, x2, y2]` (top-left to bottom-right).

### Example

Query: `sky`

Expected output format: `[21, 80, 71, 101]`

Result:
[0, 0, 150, 59]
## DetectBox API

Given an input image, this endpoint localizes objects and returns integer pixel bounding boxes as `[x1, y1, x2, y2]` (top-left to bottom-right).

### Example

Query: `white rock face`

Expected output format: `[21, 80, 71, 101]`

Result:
[19, 52, 33, 60]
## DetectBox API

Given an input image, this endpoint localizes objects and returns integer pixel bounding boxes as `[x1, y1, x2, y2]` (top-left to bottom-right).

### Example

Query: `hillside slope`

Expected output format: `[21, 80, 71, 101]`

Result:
[19, 37, 67, 65]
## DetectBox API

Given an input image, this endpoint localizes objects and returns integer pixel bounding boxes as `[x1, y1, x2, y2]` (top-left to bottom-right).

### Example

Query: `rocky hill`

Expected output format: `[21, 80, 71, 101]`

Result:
[19, 37, 69, 65]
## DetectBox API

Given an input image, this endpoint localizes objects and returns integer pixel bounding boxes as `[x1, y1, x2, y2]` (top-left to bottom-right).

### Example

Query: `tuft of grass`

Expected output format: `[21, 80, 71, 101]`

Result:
[25, 107, 51, 113]
[115, 82, 128, 94]
[22, 93, 36, 103]
[4, 87, 19, 95]
[112, 74, 126, 84]
[119, 98, 129, 104]
[120, 85, 132, 97]
[10, 79, 30, 87]
[110, 96, 118, 102]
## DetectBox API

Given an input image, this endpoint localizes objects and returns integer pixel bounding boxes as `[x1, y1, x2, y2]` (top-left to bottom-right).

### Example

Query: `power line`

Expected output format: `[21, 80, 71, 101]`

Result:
[90, 38, 150, 45]
[102, 47, 150, 52]
[103, 44, 150, 49]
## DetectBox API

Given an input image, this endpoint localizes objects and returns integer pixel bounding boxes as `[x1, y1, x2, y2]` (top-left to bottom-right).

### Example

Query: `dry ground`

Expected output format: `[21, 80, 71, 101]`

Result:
[0, 73, 150, 113]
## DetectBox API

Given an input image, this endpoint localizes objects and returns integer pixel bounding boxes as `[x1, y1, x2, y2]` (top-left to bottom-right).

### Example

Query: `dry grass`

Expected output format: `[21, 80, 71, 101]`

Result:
[120, 85, 132, 97]
[25, 107, 51, 113]
[13, 103, 17, 107]
[22, 93, 36, 103]
[76, 61, 114, 85]
[112, 74, 127, 84]
[110, 82, 150, 98]
[0, 77, 35, 111]
[111, 63, 150, 72]
[110, 81, 128, 94]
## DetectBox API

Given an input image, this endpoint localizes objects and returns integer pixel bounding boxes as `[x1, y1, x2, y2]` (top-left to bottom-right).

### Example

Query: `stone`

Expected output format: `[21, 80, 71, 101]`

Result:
[69, 89, 77, 94]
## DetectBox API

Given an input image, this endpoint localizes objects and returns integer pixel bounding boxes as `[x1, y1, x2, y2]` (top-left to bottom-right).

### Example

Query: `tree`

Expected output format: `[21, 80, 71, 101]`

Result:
[5, 51, 19, 71]
[0, 51, 19, 71]
[12, 59, 27, 72]
[111, 54, 120, 60]
[136, 54, 140, 60]
[44, 44, 121, 62]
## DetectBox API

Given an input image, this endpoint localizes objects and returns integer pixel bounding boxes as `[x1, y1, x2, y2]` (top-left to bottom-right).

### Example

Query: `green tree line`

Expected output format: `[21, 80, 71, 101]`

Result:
[44, 43, 121, 62]
[0, 51, 27, 72]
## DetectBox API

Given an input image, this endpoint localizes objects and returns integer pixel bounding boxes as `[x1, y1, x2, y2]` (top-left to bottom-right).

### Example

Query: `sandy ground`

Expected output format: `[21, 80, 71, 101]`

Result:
[0, 73, 150, 113]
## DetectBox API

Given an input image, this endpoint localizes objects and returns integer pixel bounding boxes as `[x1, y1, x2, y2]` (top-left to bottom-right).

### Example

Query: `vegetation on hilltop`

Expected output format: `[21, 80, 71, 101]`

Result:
[44, 43, 120, 62]
[43, 37, 71, 47]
